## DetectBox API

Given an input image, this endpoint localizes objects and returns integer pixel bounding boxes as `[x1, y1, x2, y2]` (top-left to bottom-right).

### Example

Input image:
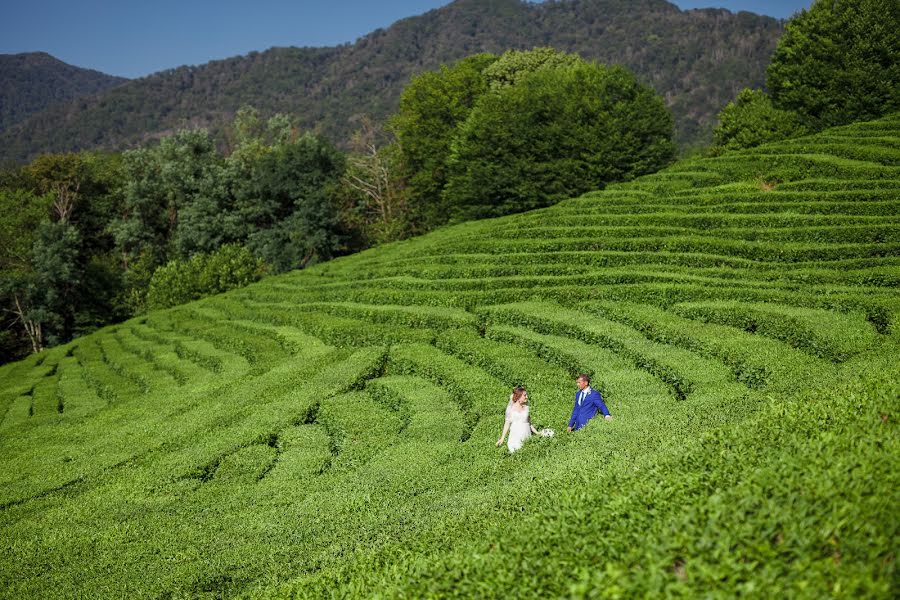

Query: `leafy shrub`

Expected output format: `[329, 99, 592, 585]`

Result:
[673, 300, 879, 361]
[712, 88, 808, 152]
[146, 244, 265, 310]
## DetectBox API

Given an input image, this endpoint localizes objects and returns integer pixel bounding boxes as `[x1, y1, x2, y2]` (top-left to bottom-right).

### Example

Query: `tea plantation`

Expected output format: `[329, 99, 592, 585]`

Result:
[1, 115, 898, 598]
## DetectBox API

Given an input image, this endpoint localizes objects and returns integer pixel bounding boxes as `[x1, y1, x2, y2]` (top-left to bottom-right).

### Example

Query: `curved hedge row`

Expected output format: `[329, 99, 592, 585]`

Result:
[0, 115, 897, 598]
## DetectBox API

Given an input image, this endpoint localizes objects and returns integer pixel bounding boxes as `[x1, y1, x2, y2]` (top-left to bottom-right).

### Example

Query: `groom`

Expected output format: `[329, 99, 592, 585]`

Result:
[566, 374, 612, 432]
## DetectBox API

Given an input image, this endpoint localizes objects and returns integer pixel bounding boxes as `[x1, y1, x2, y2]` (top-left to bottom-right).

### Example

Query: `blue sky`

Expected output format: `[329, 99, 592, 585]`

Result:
[1, 1, 813, 79]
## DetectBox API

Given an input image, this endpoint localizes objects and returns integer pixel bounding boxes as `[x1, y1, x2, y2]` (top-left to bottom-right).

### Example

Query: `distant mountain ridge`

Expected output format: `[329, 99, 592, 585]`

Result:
[0, 52, 127, 134]
[0, 0, 783, 162]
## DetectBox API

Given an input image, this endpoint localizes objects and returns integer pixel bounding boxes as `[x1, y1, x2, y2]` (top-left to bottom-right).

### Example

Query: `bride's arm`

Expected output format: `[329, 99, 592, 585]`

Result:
[528, 412, 538, 435]
[496, 420, 510, 446]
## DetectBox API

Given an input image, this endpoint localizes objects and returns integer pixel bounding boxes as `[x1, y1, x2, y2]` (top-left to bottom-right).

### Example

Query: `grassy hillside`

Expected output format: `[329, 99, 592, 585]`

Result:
[1, 115, 898, 598]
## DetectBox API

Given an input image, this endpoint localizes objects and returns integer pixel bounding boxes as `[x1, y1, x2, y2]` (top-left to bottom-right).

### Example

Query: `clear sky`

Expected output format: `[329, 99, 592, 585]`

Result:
[1, 1, 813, 79]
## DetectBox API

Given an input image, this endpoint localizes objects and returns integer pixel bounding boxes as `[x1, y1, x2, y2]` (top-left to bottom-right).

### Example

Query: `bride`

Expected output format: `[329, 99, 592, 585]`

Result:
[496, 387, 539, 453]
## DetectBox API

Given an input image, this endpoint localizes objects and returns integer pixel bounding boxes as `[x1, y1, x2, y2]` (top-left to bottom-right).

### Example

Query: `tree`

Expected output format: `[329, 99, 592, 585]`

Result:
[29, 219, 82, 346]
[22, 152, 123, 258]
[1, 153, 125, 357]
[443, 62, 676, 221]
[482, 47, 582, 90]
[112, 129, 222, 268]
[340, 117, 409, 247]
[176, 109, 297, 260]
[712, 88, 808, 152]
[237, 133, 346, 272]
[390, 53, 497, 230]
[767, 0, 900, 129]
[0, 189, 52, 357]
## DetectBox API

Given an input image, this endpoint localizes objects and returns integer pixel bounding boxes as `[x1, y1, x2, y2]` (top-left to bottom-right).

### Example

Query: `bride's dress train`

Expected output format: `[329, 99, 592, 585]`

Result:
[506, 403, 532, 453]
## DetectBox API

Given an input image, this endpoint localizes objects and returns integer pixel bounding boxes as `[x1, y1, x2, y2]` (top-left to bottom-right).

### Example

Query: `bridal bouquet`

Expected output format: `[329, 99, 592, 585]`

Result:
[539, 428, 555, 438]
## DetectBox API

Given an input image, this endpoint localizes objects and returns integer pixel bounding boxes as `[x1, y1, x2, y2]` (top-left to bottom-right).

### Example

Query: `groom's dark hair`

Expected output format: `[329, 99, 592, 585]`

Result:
[578, 373, 591, 383]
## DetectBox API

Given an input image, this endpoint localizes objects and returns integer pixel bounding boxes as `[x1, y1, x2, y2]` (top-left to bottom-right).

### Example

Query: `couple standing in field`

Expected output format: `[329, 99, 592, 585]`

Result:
[496, 374, 612, 453]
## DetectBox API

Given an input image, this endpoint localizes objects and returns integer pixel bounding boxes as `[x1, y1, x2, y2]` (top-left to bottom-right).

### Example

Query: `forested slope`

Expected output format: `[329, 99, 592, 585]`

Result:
[0, 52, 126, 134]
[0, 0, 782, 162]
[0, 115, 897, 598]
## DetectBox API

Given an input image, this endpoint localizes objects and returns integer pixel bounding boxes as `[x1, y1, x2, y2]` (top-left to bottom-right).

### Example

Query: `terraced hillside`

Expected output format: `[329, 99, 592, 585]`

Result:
[1, 115, 898, 598]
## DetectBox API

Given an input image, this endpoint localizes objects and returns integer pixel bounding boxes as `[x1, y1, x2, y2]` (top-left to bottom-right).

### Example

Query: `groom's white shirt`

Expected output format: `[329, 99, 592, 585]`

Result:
[578, 386, 592, 405]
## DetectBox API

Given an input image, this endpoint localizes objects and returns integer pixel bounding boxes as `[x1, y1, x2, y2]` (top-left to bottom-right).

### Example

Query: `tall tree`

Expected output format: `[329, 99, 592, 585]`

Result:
[390, 53, 497, 230]
[112, 129, 222, 268]
[340, 117, 409, 247]
[444, 61, 676, 221]
[767, 0, 900, 129]
[236, 133, 346, 272]
[1, 153, 124, 355]
[0, 189, 51, 357]
[28, 218, 82, 346]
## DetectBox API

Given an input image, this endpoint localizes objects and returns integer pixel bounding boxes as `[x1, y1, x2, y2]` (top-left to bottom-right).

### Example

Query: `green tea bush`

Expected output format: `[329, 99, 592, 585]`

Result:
[1, 115, 897, 598]
[671, 300, 878, 362]
[27, 368, 60, 419]
[115, 327, 190, 385]
[317, 391, 405, 472]
[580, 300, 829, 393]
[388, 343, 505, 437]
[72, 337, 143, 403]
[0, 392, 31, 432]
[479, 301, 741, 402]
[53, 354, 104, 419]
[292, 301, 478, 330]
[367, 376, 465, 444]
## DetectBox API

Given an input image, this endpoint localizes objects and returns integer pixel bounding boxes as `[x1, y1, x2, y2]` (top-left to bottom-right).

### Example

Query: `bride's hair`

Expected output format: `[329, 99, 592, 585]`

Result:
[511, 386, 527, 404]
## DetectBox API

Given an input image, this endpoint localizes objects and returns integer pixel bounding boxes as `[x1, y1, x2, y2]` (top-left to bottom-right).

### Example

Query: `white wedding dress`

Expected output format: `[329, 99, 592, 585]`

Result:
[506, 403, 532, 453]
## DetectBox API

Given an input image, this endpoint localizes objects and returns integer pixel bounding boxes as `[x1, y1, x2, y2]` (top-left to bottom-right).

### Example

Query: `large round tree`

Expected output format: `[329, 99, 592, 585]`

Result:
[443, 62, 675, 222]
[767, 0, 900, 130]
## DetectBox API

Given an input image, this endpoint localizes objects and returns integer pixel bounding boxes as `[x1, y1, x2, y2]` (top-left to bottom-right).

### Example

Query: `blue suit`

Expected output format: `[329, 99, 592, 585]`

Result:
[568, 387, 609, 430]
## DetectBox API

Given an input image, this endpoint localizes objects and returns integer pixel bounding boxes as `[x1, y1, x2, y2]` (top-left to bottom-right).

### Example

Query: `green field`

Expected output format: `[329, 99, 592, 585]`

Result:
[1, 115, 898, 598]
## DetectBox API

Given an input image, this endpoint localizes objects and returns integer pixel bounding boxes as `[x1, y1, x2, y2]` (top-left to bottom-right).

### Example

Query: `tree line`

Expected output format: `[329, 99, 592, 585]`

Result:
[0, 0, 784, 163]
[0, 48, 676, 364]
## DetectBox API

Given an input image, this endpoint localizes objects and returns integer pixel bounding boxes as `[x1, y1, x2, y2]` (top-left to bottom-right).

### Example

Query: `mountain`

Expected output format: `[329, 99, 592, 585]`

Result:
[1, 114, 897, 596]
[0, 52, 127, 134]
[0, 0, 784, 163]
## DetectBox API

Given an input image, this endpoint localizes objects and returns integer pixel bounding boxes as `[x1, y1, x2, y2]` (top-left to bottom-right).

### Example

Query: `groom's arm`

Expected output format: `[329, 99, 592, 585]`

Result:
[593, 391, 611, 418]
[567, 398, 578, 429]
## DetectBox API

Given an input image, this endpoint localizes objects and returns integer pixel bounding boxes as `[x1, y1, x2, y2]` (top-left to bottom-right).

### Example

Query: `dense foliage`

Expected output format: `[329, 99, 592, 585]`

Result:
[767, 0, 900, 130]
[393, 49, 674, 227]
[444, 59, 675, 221]
[1, 48, 676, 362]
[146, 245, 265, 310]
[0, 111, 360, 364]
[111, 118, 348, 297]
[712, 88, 808, 151]
[709, 0, 900, 153]
[0, 0, 784, 162]
[0, 115, 897, 598]
[3, 47, 676, 363]
[0, 153, 124, 362]
[391, 53, 497, 230]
